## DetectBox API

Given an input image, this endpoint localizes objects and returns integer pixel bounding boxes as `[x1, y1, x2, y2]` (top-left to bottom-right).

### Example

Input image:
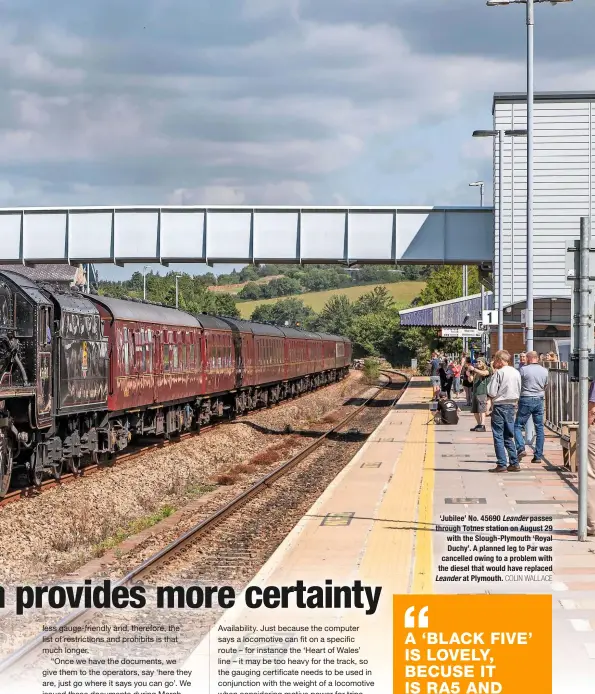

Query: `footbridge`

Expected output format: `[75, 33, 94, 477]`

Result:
[0, 205, 493, 267]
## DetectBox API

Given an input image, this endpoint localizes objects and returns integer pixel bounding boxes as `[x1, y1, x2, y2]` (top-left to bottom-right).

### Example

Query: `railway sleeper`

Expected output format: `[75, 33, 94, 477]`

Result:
[1, 367, 350, 494]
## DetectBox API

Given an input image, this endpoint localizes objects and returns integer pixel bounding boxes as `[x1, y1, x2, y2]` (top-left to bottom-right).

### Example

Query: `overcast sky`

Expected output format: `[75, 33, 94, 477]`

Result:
[0, 0, 592, 280]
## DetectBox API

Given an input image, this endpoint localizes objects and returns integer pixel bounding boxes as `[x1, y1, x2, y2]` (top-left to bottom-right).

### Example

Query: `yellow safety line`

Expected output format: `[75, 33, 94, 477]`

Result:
[412, 412, 435, 594]
[359, 409, 426, 593]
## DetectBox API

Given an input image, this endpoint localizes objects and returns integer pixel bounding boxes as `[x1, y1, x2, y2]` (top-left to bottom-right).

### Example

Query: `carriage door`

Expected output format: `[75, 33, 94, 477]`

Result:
[152, 329, 160, 402]
[37, 305, 53, 426]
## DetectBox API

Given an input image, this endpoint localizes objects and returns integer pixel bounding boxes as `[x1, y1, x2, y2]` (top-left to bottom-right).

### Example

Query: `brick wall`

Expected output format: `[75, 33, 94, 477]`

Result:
[489, 325, 569, 355]
[490, 331, 526, 355]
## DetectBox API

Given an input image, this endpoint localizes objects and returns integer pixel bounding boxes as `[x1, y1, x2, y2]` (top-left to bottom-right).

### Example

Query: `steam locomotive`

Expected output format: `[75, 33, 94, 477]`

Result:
[0, 269, 352, 497]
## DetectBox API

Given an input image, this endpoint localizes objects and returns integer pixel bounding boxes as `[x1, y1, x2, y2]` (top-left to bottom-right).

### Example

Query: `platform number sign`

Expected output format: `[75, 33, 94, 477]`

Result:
[482, 310, 498, 326]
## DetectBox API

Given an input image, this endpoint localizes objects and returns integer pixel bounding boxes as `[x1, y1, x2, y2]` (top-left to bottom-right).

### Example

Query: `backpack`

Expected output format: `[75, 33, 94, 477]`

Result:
[437, 399, 459, 425]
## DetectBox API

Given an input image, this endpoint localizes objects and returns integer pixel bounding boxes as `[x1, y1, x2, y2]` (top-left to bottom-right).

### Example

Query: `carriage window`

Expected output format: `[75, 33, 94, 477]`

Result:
[163, 344, 170, 371]
[173, 342, 179, 370]
[37, 306, 51, 344]
[168, 331, 173, 343]
[190, 344, 195, 368]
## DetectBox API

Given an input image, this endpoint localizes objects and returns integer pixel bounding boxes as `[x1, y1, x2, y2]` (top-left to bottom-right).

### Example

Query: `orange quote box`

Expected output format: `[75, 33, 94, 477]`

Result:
[393, 594, 552, 694]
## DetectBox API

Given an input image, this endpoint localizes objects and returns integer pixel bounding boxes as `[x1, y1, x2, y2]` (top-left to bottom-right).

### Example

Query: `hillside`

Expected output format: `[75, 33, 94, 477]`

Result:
[207, 275, 283, 294]
[237, 281, 425, 319]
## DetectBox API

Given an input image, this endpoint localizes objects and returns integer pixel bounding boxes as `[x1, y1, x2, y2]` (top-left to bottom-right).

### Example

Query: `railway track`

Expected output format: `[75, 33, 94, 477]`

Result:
[0, 374, 352, 509]
[0, 370, 408, 678]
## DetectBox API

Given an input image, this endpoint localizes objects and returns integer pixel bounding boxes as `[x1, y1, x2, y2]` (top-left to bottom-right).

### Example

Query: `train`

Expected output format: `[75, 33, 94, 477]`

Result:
[0, 269, 352, 497]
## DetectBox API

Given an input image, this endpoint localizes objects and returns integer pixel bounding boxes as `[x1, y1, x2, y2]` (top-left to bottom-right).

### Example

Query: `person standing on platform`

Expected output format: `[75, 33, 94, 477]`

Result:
[585, 382, 595, 537]
[461, 357, 474, 407]
[487, 350, 522, 473]
[442, 361, 454, 399]
[438, 360, 447, 394]
[514, 351, 548, 464]
[468, 358, 492, 432]
[452, 361, 462, 396]
[429, 352, 441, 400]
[517, 352, 535, 450]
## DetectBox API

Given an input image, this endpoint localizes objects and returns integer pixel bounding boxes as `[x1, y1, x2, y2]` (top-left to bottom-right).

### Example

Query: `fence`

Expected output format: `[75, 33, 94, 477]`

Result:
[417, 359, 576, 435]
[544, 363, 578, 435]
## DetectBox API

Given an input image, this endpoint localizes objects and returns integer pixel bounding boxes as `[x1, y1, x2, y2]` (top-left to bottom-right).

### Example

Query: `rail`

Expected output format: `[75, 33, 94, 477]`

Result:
[0, 371, 409, 676]
[544, 362, 578, 435]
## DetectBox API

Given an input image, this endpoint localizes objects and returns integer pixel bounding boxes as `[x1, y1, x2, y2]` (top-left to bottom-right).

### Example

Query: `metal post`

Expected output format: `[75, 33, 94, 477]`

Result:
[498, 131, 504, 351]
[525, 0, 535, 352]
[480, 183, 484, 208]
[481, 284, 486, 355]
[175, 276, 180, 309]
[462, 266, 468, 353]
[143, 272, 147, 301]
[578, 217, 591, 542]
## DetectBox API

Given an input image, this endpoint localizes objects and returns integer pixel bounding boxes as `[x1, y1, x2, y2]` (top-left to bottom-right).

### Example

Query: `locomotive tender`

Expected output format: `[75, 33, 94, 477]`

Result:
[0, 269, 352, 497]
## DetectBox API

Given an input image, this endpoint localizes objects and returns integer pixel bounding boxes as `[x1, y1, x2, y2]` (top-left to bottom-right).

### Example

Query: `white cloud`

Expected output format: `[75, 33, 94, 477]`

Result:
[167, 180, 314, 206]
[0, 3, 592, 212]
[462, 137, 493, 162]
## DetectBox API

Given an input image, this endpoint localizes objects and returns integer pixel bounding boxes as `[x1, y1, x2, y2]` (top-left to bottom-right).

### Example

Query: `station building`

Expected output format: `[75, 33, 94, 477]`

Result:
[399, 91, 593, 357]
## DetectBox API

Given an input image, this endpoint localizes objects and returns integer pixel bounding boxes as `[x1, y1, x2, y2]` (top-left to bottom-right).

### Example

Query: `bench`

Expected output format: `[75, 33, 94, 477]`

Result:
[560, 421, 579, 472]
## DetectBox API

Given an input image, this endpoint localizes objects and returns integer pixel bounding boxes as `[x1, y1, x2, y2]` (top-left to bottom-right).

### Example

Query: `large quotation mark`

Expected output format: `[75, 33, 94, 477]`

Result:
[404, 606, 429, 629]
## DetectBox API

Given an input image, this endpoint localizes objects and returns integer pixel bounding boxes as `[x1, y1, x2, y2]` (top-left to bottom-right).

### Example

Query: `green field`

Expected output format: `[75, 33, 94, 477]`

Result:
[237, 281, 425, 319]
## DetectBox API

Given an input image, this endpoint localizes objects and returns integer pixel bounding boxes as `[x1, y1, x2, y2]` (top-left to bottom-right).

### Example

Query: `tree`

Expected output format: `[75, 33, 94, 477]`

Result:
[251, 298, 315, 327]
[213, 293, 240, 317]
[239, 265, 259, 283]
[348, 310, 410, 363]
[402, 265, 423, 281]
[268, 276, 301, 297]
[238, 282, 263, 300]
[315, 295, 354, 335]
[354, 286, 395, 315]
[417, 266, 480, 305]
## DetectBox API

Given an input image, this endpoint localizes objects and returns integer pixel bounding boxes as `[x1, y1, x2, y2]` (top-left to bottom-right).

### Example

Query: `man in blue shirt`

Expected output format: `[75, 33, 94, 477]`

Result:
[515, 351, 547, 463]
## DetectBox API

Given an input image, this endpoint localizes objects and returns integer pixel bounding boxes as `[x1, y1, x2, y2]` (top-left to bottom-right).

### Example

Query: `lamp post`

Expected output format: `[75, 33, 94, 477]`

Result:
[470, 182, 485, 353]
[175, 275, 182, 309]
[473, 129, 527, 351]
[143, 265, 149, 301]
[469, 181, 485, 208]
[486, 0, 574, 351]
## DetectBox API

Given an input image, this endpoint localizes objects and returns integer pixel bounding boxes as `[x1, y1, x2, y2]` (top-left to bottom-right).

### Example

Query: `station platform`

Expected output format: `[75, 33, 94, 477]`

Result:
[186, 377, 595, 692]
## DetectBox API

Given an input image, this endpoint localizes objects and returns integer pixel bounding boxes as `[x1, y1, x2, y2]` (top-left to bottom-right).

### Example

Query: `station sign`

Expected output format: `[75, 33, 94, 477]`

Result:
[440, 328, 483, 338]
[482, 310, 498, 326]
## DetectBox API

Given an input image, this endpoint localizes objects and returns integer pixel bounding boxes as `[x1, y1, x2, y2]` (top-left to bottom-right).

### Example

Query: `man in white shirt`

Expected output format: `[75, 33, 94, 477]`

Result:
[487, 349, 522, 473]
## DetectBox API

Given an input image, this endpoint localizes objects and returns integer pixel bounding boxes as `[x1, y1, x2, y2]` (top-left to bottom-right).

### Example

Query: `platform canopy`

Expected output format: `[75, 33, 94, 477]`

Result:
[399, 292, 493, 328]
[0, 205, 493, 266]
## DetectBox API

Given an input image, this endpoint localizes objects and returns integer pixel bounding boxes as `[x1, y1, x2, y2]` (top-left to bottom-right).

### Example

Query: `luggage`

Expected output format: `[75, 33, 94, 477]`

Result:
[437, 399, 459, 425]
